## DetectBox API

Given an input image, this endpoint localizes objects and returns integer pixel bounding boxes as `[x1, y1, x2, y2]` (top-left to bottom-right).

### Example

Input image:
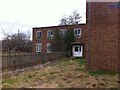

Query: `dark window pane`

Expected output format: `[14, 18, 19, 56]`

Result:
[51, 31, 53, 35]
[48, 31, 51, 37]
[75, 47, 78, 52]
[78, 29, 80, 35]
[79, 46, 81, 52]
[74, 30, 77, 36]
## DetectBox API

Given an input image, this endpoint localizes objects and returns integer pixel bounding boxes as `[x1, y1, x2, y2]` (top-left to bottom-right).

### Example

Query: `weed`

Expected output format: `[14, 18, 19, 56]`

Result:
[3, 78, 16, 85]
[28, 74, 32, 79]
[75, 58, 86, 67]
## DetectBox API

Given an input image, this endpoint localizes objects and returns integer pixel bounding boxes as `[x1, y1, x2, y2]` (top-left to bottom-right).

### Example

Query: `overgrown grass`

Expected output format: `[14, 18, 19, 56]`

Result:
[73, 57, 117, 76]
[2, 57, 118, 88]
[73, 57, 86, 67]
[88, 70, 117, 76]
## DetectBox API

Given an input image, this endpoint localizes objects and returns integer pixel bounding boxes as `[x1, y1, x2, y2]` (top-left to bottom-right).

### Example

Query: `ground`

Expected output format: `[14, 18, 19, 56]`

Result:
[2, 58, 119, 88]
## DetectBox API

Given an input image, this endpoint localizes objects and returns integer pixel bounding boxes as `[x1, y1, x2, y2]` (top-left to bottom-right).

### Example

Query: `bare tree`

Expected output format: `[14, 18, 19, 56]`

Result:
[2, 31, 32, 54]
[0, 22, 17, 37]
[0, 22, 32, 54]
[0, 22, 17, 55]
[73, 10, 82, 23]
[68, 15, 74, 25]
[59, 14, 68, 25]
[59, 10, 82, 25]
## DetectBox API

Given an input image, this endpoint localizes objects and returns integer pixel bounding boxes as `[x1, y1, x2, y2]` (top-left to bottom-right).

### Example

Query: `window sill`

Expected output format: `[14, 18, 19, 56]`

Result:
[36, 51, 42, 53]
[36, 38, 42, 40]
[47, 51, 52, 53]
[47, 37, 53, 39]
[75, 36, 81, 38]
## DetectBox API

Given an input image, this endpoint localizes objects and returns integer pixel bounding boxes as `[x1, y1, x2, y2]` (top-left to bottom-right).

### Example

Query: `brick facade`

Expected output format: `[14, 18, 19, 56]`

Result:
[32, 2, 119, 72]
[33, 24, 87, 55]
[85, 2, 118, 72]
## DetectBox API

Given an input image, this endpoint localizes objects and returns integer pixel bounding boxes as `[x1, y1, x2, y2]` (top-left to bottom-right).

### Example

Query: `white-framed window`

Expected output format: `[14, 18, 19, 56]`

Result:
[36, 43, 42, 53]
[74, 28, 81, 37]
[60, 29, 66, 37]
[47, 30, 53, 39]
[36, 31, 42, 38]
[47, 43, 53, 53]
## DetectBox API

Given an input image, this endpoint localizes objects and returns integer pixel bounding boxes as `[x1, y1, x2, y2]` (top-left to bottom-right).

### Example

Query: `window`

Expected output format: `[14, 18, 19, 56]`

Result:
[47, 30, 53, 39]
[74, 28, 81, 37]
[36, 31, 42, 38]
[36, 43, 42, 53]
[47, 43, 53, 53]
[60, 29, 66, 37]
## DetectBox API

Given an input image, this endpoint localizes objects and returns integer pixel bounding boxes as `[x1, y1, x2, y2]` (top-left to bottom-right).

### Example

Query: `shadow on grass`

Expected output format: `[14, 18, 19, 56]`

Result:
[88, 70, 117, 76]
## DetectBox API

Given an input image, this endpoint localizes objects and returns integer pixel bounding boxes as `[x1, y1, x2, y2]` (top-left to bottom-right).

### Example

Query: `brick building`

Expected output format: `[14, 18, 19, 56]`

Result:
[32, 24, 87, 57]
[33, 2, 119, 72]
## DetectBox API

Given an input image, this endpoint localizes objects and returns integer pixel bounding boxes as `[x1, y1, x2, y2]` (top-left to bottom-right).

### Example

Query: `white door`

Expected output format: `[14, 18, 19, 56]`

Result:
[73, 45, 83, 57]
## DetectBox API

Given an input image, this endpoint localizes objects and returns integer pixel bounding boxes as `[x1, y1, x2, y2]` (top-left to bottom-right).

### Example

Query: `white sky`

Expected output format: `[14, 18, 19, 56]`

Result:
[0, 0, 86, 40]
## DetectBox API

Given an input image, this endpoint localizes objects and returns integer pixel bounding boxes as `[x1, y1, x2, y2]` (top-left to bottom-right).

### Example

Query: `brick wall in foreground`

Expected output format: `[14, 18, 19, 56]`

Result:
[86, 2, 118, 72]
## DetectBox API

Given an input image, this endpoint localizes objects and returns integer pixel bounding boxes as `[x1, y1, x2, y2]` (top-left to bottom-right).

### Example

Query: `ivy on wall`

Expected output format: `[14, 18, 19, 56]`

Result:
[53, 28, 75, 52]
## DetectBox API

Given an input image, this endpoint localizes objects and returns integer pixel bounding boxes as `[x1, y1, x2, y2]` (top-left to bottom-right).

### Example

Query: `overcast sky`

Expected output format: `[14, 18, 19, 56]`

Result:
[0, 0, 86, 40]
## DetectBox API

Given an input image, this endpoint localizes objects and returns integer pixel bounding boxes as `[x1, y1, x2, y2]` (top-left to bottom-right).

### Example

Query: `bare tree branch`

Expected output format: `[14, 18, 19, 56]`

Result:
[7, 22, 17, 35]
[59, 10, 82, 25]
[0, 23, 7, 36]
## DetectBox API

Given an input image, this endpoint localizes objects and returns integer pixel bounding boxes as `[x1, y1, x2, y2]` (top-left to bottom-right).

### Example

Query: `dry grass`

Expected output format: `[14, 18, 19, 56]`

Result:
[2, 58, 119, 88]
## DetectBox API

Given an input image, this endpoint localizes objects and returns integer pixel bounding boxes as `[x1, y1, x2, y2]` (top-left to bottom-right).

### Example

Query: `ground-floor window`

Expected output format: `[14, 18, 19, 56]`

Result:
[47, 43, 53, 53]
[36, 43, 42, 53]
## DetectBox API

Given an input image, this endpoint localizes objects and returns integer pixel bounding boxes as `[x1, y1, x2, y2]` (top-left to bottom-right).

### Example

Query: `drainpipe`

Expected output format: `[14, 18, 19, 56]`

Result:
[88, 0, 91, 69]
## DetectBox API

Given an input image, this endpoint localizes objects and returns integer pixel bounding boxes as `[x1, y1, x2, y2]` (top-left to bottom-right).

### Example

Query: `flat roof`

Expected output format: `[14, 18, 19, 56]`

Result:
[33, 23, 87, 29]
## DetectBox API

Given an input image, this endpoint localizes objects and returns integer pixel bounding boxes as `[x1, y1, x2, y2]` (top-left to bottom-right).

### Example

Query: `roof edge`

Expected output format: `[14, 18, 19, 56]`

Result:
[33, 23, 87, 29]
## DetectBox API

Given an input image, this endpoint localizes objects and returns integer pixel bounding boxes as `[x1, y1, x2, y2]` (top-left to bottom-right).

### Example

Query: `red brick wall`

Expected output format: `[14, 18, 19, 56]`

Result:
[118, 2, 120, 75]
[86, 2, 118, 71]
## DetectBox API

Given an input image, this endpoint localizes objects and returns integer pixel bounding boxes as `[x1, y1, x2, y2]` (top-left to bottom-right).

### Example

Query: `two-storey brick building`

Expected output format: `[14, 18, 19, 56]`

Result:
[33, 1, 119, 72]
[32, 24, 87, 57]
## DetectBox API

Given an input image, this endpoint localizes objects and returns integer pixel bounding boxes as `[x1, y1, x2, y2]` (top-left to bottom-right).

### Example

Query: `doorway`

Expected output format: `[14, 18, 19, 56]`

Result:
[72, 45, 83, 57]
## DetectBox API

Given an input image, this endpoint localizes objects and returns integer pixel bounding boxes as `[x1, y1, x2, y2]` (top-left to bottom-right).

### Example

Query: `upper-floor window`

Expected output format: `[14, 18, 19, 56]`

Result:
[74, 28, 81, 37]
[60, 29, 66, 37]
[36, 31, 42, 39]
[47, 43, 53, 53]
[36, 43, 42, 53]
[47, 30, 53, 39]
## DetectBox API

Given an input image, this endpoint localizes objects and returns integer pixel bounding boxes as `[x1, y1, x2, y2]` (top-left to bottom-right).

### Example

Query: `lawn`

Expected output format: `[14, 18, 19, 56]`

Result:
[2, 57, 119, 88]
